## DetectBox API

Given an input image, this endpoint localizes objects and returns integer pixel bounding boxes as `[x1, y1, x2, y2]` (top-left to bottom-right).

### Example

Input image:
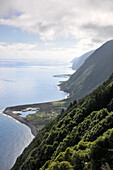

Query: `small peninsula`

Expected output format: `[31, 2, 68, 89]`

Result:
[3, 99, 68, 136]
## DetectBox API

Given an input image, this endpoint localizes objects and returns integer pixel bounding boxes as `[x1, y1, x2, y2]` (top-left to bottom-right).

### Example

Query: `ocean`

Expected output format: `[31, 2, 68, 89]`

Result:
[0, 64, 74, 170]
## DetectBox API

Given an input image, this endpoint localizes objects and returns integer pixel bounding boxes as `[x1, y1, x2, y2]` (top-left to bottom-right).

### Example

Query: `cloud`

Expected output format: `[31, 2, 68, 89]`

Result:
[0, 42, 37, 59]
[0, 42, 75, 63]
[0, 41, 99, 64]
[0, 0, 113, 41]
[0, 0, 113, 55]
[83, 24, 113, 42]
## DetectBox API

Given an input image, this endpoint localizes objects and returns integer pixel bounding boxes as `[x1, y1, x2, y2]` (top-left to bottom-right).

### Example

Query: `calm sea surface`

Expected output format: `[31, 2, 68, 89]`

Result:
[0, 64, 74, 170]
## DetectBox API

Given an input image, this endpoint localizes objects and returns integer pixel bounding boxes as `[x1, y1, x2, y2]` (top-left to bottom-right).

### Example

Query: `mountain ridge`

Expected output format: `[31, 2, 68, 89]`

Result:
[60, 40, 113, 101]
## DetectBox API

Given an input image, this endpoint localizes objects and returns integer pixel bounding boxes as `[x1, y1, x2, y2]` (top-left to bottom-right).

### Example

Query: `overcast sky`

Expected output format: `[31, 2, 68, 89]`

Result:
[0, 0, 113, 63]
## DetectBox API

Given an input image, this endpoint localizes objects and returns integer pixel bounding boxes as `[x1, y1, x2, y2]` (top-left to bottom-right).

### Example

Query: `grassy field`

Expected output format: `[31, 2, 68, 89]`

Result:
[25, 100, 67, 130]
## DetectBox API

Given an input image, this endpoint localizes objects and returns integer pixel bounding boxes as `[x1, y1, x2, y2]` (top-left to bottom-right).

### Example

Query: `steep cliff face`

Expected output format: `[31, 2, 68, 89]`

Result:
[12, 73, 113, 170]
[60, 40, 113, 101]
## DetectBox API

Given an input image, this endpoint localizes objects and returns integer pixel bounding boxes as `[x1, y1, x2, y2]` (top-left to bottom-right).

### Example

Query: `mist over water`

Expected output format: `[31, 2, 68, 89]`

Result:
[0, 63, 74, 170]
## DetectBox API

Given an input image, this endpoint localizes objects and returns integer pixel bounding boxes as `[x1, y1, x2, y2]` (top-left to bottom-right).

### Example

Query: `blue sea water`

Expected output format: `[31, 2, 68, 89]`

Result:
[0, 64, 74, 170]
[0, 111, 34, 170]
[0, 65, 73, 108]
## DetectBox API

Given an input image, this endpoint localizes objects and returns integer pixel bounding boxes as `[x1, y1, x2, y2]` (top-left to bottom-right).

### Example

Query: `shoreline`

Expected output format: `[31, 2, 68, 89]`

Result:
[2, 99, 65, 136]
[3, 108, 38, 136]
[3, 95, 69, 137]
[2, 72, 72, 137]
[57, 84, 70, 99]
[53, 74, 71, 78]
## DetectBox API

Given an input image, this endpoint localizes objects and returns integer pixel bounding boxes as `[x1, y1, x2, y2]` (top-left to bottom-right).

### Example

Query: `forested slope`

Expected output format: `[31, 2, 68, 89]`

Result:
[12, 73, 113, 170]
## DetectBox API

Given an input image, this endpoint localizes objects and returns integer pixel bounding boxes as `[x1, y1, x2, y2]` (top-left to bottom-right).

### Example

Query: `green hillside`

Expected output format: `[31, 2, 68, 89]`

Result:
[60, 40, 113, 101]
[12, 73, 113, 170]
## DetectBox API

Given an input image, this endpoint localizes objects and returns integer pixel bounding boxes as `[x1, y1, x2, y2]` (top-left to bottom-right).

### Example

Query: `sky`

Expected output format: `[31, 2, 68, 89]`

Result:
[0, 0, 113, 64]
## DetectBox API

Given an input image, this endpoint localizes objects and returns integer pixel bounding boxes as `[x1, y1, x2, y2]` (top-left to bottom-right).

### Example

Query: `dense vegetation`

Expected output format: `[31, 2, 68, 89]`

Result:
[60, 40, 113, 101]
[12, 73, 113, 170]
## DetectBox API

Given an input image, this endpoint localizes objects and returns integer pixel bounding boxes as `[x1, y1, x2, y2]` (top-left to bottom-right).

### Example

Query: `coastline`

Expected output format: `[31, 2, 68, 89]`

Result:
[3, 108, 38, 136]
[53, 74, 71, 78]
[2, 72, 72, 137]
[57, 84, 70, 99]
[3, 96, 69, 137]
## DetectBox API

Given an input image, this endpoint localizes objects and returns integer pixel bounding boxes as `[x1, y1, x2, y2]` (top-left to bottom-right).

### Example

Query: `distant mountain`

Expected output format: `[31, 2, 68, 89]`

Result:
[60, 40, 113, 100]
[12, 73, 113, 170]
[72, 50, 95, 70]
